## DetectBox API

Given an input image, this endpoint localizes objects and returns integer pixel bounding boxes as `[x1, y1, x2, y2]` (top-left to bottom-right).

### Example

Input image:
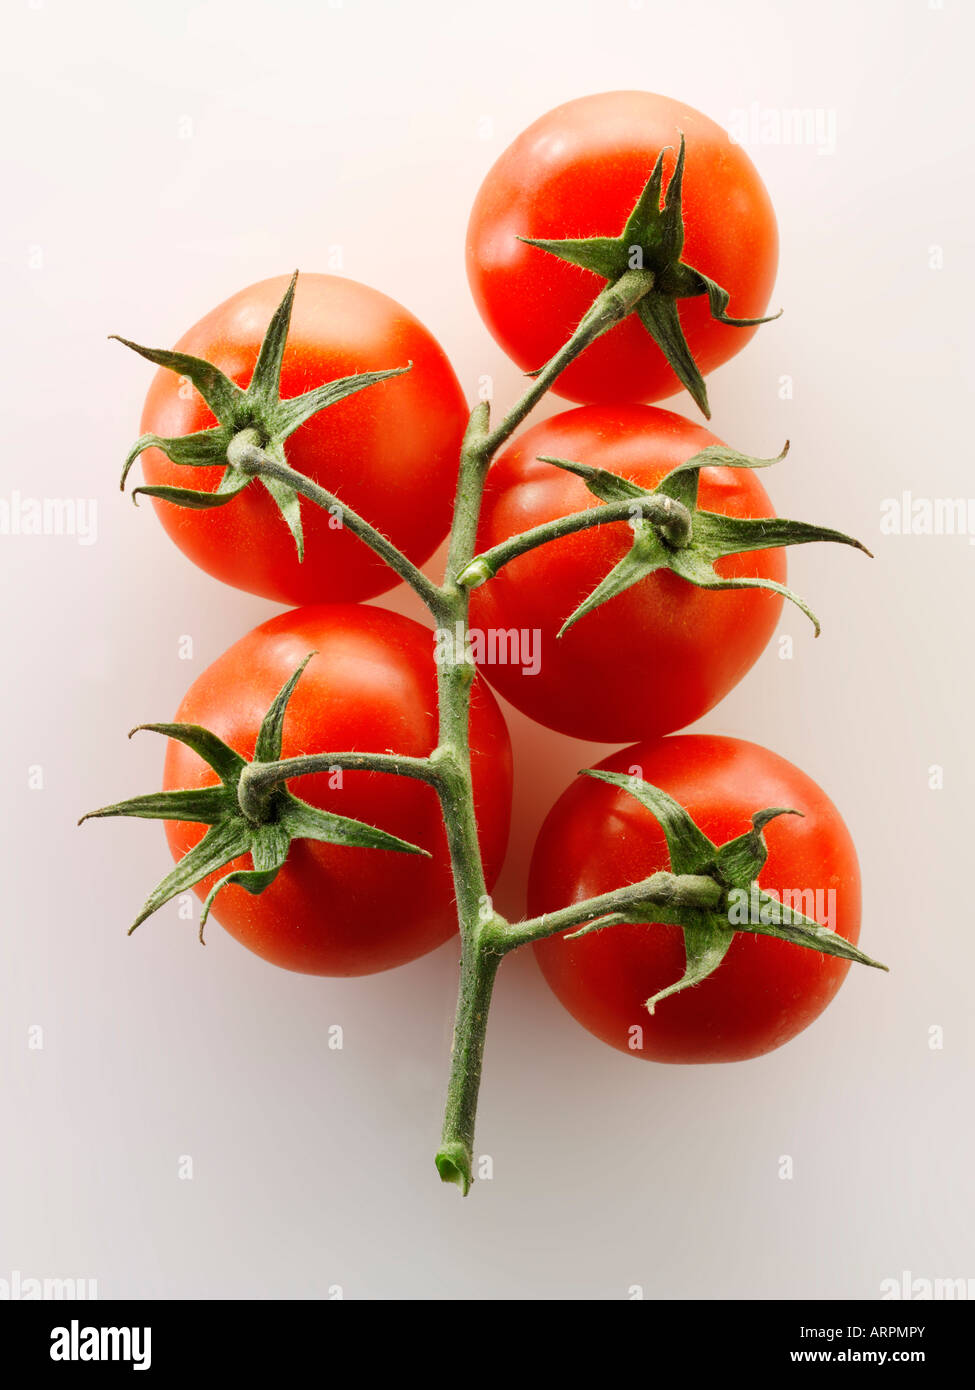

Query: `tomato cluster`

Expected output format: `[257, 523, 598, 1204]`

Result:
[113, 91, 861, 1068]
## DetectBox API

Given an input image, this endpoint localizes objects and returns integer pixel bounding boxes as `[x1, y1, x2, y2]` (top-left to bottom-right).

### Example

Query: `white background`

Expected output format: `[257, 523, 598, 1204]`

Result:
[2, 0, 972, 1300]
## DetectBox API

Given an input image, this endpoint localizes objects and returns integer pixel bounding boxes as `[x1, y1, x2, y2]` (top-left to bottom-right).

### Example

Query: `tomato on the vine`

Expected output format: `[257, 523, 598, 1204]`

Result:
[529, 736, 861, 1063]
[467, 90, 778, 405]
[138, 274, 468, 605]
[468, 404, 785, 742]
[163, 604, 512, 976]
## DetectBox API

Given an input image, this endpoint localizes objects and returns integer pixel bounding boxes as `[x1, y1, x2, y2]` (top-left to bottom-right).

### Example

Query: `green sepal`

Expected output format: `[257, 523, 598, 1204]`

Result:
[667, 539, 823, 634]
[541, 443, 868, 638]
[248, 272, 298, 409]
[127, 819, 252, 934]
[255, 449, 304, 560]
[582, 770, 715, 876]
[736, 889, 887, 970]
[636, 293, 710, 416]
[693, 269, 783, 329]
[564, 911, 630, 940]
[574, 769, 886, 1013]
[518, 134, 780, 418]
[110, 337, 244, 419]
[282, 796, 429, 856]
[692, 509, 871, 560]
[536, 454, 646, 505]
[78, 785, 233, 826]
[714, 807, 801, 883]
[82, 656, 429, 943]
[128, 721, 245, 782]
[519, 235, 622, 279]
[269, 365, 411, 440]
[255, 653, 314, 762]
[558, 537, 665, 635]
[197, 820, 292, 939]
[656, 442, 789, 510]
[120, 427, 233, 489]
[115, 272, 411, 561]
[131, 469, 251, 511]
[643, 917, 736, 1015]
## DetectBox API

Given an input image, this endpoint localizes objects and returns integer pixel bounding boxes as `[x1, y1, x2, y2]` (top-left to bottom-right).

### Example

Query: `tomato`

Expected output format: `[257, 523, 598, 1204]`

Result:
[468, 404, 785, 742]
[530, 736, 862, 1063]
[138, 274, 468, 605]
[467, 91, 778, 405]
[163, 604, 512, 976]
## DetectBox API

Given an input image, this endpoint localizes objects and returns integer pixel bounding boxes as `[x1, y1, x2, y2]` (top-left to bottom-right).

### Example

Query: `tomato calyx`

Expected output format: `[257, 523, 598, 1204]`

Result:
[79, 654, 429, 942]
[114, 272, 411, 561]
[517, 135, 781, 418]
[565, 770, 887, 1014]
[460, 440, 871, 636]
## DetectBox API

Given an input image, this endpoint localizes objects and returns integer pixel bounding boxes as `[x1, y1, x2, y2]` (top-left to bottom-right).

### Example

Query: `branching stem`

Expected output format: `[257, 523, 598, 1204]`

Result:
[237, 752, 441, 822]
[480, 268, 655, 455]
[459, 494, 693, 587]
[228, 431, 444, 613]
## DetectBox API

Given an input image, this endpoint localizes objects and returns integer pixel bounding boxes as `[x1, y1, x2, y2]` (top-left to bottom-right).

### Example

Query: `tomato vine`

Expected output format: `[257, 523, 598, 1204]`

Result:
[83, 102, 887, 1195]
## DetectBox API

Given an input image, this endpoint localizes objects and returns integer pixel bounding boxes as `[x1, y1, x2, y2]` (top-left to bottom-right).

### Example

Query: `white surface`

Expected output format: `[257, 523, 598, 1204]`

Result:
[1, 0, 972, 1299]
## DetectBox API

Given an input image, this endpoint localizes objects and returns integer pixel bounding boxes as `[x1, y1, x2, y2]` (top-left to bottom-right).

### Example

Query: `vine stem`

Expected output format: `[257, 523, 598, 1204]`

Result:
[480, 267, 655, 456]
[503, 872, 724, 950]
[237, 752, 440, 822]
[457, 493, 694, 588]
[429, 405, 501, 1193]
[228, 432, 443, 614]
[232, 268, 663, 1194]
[428, 273, 663, 1193]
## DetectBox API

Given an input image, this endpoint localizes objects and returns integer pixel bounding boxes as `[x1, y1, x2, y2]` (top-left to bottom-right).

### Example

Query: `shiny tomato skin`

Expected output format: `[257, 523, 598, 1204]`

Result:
[468, 405, 785, 742]
[467, 91, 778, 404]
[139, 274, 468, 605]
[530, 736, 862, 1063]
[163, 605, 512, 976]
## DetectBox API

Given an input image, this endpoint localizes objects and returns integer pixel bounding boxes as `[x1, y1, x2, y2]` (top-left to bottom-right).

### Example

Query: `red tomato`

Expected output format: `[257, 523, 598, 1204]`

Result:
[530, 736, 862, 1063]
[467, 91, 778, 404]
[468, 404, 785, 742]
[139, 274, 468, 605]
[163, 605, 512, 976]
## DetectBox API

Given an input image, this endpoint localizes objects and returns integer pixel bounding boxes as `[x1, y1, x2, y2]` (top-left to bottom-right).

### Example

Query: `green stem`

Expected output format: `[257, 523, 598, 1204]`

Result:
[480, 268, 655, 455]
[430, 404, 505, 1192]
[435, 939, 502, 1194]
[458, 493, 693, 588]
[502, 872, 724, 950]
[433, 404, 495, 931]
[228, 433, 443, 612]
[237, 751, 440, 822]
[429, 273, 683, 1191]
[429, 276, 661, 1193]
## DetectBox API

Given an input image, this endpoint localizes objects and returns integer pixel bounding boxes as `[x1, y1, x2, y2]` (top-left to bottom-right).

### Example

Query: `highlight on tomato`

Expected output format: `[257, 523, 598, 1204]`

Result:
[529, 735, 863, 1063]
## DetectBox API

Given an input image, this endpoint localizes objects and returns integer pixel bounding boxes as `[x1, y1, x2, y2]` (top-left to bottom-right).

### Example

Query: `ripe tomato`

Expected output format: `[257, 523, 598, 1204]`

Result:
[163, 604, 512, 976]
[468, 404, 785, 742]
[467, 91, 777, 405]
[530, 736, 862, 1063]
[138, 274, 468, 605]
